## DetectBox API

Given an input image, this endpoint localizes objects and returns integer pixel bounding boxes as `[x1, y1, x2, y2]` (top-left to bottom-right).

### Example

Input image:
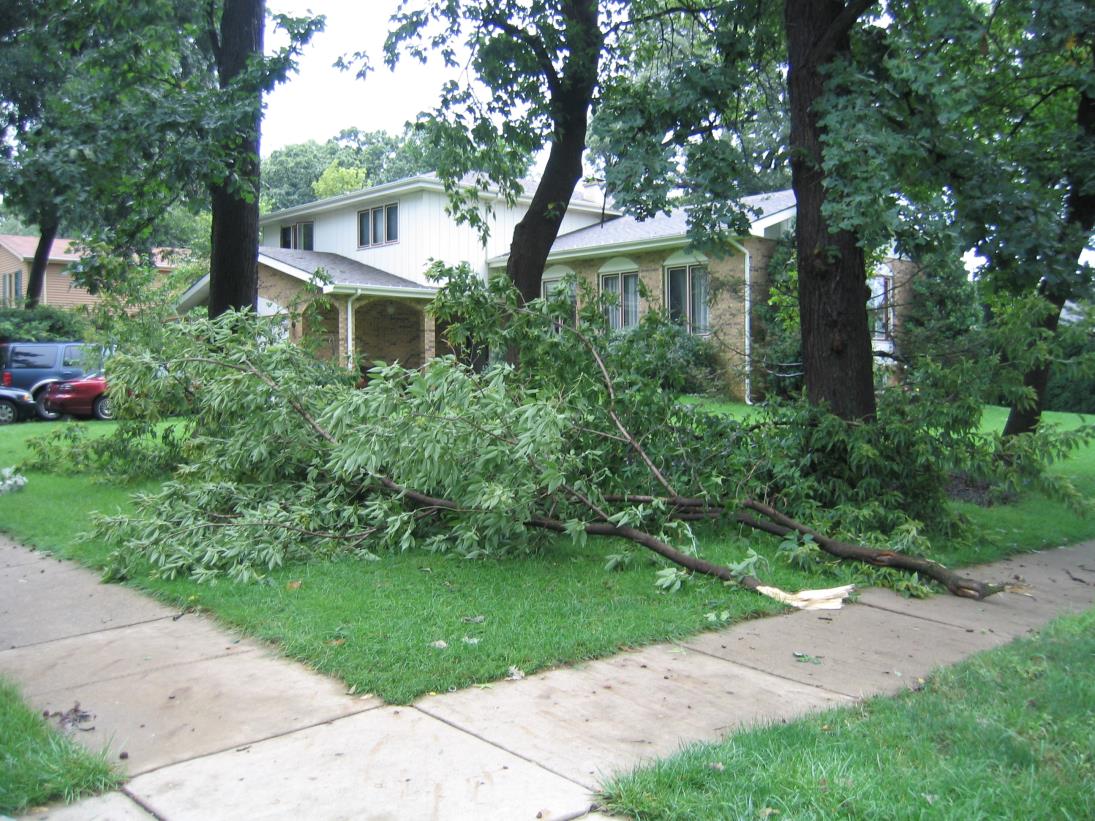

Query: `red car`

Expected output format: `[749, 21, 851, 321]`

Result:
[43, 374, 113, 420]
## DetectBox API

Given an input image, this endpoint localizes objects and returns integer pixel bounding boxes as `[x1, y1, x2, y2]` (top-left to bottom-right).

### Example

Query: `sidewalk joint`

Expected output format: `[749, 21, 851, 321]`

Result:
[412, 703, 601, 795]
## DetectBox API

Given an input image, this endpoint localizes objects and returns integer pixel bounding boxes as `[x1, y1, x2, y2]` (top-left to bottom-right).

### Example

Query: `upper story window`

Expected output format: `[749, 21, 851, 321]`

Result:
[280, 222, 314, 251]
[867, 264, 895, 339]
[358, 203, 399, 248]
[665, 264, 709, 335]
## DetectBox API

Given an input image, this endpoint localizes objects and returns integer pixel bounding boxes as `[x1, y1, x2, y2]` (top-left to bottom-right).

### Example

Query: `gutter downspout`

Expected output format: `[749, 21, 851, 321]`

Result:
[345, 293, 361, 367]
[728, 238, 753, 404]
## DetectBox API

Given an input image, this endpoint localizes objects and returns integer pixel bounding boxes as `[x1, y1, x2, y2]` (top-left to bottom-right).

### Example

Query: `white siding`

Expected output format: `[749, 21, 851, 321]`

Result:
[261, 187, 608, 284]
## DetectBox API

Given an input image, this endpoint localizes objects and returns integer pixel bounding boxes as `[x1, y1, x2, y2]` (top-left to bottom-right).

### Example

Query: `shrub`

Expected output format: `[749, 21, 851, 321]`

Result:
[604, 316, 724, 395]
[0, 306, 91, 342]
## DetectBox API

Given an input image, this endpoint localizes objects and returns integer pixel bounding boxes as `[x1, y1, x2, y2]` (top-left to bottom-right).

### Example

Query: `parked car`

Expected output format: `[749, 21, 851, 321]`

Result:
[0, 386, 36, 424]
[0, 341, 103, 420]
[42, 374, 112, 420]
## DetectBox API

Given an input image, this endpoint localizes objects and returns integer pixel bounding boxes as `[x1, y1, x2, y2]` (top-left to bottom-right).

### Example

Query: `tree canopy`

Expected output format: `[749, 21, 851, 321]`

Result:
[261, 128, 441, 211]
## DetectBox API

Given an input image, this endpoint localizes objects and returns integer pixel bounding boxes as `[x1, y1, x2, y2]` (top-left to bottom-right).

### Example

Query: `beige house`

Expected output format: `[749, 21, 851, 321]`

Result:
[0, 234, 177, 310]
[0, 234, 98, 308]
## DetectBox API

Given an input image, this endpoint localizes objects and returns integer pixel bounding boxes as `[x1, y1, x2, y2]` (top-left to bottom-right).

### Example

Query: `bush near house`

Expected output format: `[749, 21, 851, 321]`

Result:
[0, 306, 91, 343]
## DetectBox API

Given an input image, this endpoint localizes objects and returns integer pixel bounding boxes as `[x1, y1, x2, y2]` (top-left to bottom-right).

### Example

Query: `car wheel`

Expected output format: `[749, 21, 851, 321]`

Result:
[0, 399, 16, 425]
[35, 390, 60, 421]
[93, 395, 113, 421]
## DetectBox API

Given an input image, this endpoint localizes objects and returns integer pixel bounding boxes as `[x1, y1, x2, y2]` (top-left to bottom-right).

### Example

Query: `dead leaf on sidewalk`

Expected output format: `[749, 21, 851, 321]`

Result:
[46, 702, 95, 732]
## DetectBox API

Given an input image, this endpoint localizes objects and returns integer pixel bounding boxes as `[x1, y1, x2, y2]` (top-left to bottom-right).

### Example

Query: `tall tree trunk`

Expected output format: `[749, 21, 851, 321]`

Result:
[207, 0, 264, 318]
[785, 0, 877, 421]
[505, 0, 601, 304]
[1003, 80, 1095, 436]
[1001, 291, 1068, 436]
[23, 217, 58, 310]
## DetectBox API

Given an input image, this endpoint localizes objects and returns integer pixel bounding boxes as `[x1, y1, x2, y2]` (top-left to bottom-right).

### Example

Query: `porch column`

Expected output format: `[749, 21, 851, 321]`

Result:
[336, 296, 351, 368]
[422, 308, 436, 361]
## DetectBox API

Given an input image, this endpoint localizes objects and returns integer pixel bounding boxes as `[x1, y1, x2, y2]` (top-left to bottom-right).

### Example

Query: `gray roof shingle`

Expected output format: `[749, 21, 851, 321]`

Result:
[259, 247, 433, 290]
[502, 189, 796, 261]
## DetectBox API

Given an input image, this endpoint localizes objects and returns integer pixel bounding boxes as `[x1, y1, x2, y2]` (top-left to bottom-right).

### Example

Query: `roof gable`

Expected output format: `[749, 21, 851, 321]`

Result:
[0, 234, 82, 263]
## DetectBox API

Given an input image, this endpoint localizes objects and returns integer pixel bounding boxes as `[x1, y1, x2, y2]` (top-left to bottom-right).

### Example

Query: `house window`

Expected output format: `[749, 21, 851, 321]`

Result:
[357, 203, 399, 247]
[665, 264, 709, 334]
[280, 222, 314, 251]
[867, 266, 895, 339]
[601, 271, 639, 330]
[386, 204, 398, 242]
[1, 271, 22, 307]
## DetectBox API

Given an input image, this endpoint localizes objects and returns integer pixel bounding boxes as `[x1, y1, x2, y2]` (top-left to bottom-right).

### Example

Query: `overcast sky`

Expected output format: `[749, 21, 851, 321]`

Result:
[262, 1, 461, 156]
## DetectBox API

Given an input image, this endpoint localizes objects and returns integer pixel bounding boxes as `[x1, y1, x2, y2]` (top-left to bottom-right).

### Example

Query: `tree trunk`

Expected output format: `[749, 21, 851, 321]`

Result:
[207, 0, 264, 318]
[784, 0, 877, 420]
[23, 217, 58, 310]
[1001, 291, 1067, 437]
[504, 0, 601, 304]
[1003, 81, 1094, 436]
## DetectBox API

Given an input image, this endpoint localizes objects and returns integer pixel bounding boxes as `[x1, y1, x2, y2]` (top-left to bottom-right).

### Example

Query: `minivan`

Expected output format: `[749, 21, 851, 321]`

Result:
[0, 341, 103, 420]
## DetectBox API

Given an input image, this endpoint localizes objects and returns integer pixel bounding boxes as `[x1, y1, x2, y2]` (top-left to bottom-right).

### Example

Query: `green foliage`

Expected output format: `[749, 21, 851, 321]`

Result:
[604, 315, 724, 395]
[311, 162, 367, 200]
[24, 422, 184, 482]
[84, 269, 1094, 586]
[0, 0, 322, 294]
[0, 305, 90, 342]
[1043, 309, 1095, 414]
[753, 235, 803, 399]
[262, 128, 439, 211]
[589, 1, 788, 250]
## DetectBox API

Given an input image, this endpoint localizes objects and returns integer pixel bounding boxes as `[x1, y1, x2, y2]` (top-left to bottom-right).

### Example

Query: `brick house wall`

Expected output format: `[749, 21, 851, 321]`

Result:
[560, 236, 776, 399]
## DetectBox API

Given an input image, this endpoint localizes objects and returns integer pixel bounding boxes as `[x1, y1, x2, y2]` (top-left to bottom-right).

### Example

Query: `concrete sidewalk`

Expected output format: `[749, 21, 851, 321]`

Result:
[2, 533, 1093, 820]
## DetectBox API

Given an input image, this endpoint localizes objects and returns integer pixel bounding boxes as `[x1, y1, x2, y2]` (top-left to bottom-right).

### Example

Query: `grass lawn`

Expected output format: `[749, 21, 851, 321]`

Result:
[599, 607, 1095, 820]
[0, 406, 1092, 704]
[0, 678, 121, 816]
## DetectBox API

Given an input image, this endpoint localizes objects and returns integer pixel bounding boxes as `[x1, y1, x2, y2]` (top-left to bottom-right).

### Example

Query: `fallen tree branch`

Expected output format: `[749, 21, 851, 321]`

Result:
[742, 499, 1003, 600]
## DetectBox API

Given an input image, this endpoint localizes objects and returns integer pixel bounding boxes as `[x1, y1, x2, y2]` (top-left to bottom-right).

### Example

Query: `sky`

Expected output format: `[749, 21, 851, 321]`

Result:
[262, 1, 462, 156]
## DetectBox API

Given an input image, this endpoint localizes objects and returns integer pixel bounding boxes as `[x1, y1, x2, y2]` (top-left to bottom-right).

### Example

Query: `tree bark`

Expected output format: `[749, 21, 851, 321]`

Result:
[504, 0, 602, 304]
[207, 0, 263, 318]
[1003, 81, 1095, 436]
[784, 0, 877, 420]
[23, 217, 58, 309]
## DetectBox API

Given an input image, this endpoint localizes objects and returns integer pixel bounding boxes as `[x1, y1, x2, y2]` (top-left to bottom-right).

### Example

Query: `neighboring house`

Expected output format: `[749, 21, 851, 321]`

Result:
[489, 190, 798, 400]
[0, 234, 177, 309]
[179, 173, 613, 369]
